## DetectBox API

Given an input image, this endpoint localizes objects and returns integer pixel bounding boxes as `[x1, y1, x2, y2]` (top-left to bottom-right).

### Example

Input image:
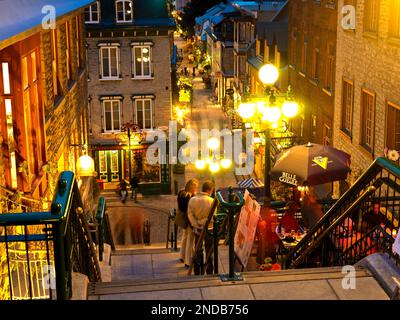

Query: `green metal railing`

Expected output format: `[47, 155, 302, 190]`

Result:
[95, 197, 115, 262]
[0, 171, 101, 300]
[283, 157, 400, 269]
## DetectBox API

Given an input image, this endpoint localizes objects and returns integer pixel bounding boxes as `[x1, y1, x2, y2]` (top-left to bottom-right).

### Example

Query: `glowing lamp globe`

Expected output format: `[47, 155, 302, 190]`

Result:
[76, 155, 95, 177]
[220, 158, 232, 169]
[209, 162, 221, 173]
[262, 106, 281, 123]
[237, 103, 256, 119]
[256, 101, 267, 114]
[195, 159, 206, 170]
[259, 64, 279, 85]
[282, 101, 299, 118]
[177, 109, 184, 119]
[207, 137, 220, 151]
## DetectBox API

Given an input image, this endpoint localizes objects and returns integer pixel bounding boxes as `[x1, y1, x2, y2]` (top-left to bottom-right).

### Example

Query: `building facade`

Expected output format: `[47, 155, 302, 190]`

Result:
[288, 0, 337, 145]
[334, 0, 400, 188]
[0, 1, 91, 208]
[85, 0, 175, 194]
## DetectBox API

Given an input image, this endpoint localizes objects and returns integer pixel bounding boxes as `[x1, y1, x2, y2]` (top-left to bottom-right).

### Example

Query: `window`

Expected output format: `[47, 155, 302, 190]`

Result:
[341, 80, 353, 136]
[50, 29, 61, 98]
[100, 46, 120, 79]
[364, 0, 380, 33]
[290, 29, 297, 67]
[103, 100, 121, 132]
[132, 46, 152, 78]
[301, 36, 308, 73]
[389, 0, 400, 38]
[325, 44, 335, 91]
[323, 124, 332, 146]
[135, 99, 153, 129]
[85, 2, 100, 23]
[386, 102, 400, 150]
[116, 0, 132, 23]
[65, 21, 72, 81]
[76, 16, 82, 69]
[361, 90, 375, 151]
[1, 61, 18, 189]
[312, 47, 319, 80]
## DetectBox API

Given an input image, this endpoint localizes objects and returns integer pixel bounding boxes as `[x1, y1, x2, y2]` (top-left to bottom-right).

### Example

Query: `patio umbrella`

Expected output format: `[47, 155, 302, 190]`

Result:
[270, 143, 351, 187]
[237, 178, 264, 188]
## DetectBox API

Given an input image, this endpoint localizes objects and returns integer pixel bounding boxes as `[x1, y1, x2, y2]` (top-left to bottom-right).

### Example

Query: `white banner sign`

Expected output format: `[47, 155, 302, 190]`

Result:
[234, 190, 261, 268]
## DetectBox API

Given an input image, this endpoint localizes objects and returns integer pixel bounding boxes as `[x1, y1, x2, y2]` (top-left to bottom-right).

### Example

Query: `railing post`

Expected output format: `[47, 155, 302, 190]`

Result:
[219, 187, 244, 282]
[53, 219, 70, 300]
[213, 214, 219, 274]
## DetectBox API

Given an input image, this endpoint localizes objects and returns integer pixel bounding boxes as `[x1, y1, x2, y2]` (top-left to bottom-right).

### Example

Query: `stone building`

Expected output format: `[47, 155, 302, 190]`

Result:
[0, 0, 92, 206]
[85, 0, 175, 194]
[333, 0, 400, 187]
[288, 0, 337, 145]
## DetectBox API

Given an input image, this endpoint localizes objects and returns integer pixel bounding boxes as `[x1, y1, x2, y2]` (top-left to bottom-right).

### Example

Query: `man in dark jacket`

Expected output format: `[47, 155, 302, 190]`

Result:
[130, 175, 140, 202]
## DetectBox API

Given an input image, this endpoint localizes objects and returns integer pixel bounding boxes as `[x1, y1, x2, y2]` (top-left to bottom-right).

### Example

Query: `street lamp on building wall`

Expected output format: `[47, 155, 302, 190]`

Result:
[237, 64, 299, 199]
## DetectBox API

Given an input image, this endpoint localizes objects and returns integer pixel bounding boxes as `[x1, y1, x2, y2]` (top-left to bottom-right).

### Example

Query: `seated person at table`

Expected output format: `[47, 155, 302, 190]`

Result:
[360, 200, 392, 233]
[301, 193, 324, 229]
[280, 202, 301, 233]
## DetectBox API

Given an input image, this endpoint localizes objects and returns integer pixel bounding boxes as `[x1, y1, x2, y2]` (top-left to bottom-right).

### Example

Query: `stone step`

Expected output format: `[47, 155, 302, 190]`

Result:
[88, 266, 389, 300]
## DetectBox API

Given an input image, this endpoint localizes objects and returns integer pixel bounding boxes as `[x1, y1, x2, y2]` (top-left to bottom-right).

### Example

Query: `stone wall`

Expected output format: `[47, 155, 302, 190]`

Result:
[333, 0, 400, 184]
[87, 35, 173, 138]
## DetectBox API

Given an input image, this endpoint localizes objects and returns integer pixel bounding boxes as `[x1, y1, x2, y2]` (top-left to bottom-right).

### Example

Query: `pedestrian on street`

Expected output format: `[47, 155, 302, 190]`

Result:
[188, 180, 215, 275]
[177, 179, 198, 267]
[130, 174, 140, 202]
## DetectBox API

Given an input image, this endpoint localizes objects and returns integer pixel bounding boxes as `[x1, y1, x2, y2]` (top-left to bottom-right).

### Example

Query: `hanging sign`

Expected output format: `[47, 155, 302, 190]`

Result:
[279, 172, 298, 186]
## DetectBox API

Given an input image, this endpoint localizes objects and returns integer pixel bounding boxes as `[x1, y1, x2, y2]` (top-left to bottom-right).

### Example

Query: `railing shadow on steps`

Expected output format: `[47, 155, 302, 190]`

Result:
[95, 197, 115, 262]
[0, 171, 101, 300]
[283, 157, 400, 270]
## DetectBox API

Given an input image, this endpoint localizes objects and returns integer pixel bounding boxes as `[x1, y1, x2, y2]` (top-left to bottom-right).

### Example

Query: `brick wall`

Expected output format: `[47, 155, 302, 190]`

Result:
[334, 0, 400, 184]
[288, 0, 337, 144]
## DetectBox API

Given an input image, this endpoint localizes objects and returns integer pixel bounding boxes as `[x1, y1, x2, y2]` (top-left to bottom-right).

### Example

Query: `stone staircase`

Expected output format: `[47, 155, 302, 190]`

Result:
[87, 244, 391, 300]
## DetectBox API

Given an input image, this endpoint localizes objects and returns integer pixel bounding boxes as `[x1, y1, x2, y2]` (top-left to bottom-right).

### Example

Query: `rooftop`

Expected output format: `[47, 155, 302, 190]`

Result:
[0, 0, 94, 44]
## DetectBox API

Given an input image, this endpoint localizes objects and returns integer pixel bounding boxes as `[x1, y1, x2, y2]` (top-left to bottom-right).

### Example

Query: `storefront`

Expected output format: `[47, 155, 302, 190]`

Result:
[94, 145, 171, 195]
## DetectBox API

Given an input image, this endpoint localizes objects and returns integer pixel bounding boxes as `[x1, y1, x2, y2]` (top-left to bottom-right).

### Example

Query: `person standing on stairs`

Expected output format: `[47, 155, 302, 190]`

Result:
[177, 179, 198, 267]
[188, 181, 215, 275]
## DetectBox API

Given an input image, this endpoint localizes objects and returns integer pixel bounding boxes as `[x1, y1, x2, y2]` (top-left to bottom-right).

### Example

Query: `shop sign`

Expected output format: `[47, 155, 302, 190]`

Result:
[279, 172, 298, 186]
[234, 190, 260, 268]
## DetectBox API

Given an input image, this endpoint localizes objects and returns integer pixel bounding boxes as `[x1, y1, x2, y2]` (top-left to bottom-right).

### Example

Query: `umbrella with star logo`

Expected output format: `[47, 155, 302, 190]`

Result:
[270, 142, 351, 187]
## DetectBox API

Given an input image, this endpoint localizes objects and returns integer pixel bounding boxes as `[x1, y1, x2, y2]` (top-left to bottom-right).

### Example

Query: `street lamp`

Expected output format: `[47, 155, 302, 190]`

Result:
[237, 64, 299, 200]
[195, 138, 232, 187]
[121, 122, 140, 182]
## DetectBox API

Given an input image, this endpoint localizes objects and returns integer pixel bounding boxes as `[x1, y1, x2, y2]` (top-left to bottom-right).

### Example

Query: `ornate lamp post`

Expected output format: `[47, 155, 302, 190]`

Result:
[121, 122, 140, 182]
[237, 64, 299, 199]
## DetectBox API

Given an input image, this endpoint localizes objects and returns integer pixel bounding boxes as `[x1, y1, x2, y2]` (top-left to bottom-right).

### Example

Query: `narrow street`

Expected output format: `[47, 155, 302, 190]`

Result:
[105, 36, 238, 247]
[174, 35, 238, 192]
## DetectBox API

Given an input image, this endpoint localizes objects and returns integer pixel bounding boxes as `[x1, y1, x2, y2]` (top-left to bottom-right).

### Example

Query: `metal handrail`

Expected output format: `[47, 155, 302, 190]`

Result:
[283, 157, 400, 269]
[0, 171, 102, 300]
[287, 186, 376, 268]
[96, 196, 115, 262]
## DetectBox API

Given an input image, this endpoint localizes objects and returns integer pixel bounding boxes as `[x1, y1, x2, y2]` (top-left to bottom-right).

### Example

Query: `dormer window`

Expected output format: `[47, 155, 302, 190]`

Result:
[116, 0, 133, 23]
[85, 1, 100, 24]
